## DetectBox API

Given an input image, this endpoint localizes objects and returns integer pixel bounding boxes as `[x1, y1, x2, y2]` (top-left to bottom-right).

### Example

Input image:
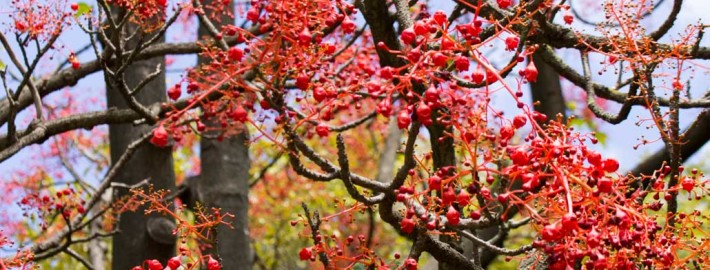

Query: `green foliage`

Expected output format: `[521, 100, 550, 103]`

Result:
[73, 2, 91, 18]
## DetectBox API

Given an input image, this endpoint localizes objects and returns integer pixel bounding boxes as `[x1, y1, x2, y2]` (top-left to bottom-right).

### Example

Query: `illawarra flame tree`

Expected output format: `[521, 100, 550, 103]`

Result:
[1, 0, 710, 269]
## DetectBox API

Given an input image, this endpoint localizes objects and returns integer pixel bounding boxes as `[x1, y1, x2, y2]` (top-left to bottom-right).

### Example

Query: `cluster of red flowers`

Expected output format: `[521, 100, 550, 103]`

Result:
[10, 0, 71, 39]
[132, 255, 220, 270]
[106, 0, 168, 31]
[144, 0, 710, 269]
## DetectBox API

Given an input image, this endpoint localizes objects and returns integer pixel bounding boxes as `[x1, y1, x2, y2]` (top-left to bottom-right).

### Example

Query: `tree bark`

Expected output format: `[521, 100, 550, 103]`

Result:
[530, 51, 568, 123]
[197, 131, 252, 269]
[196, 1, 253, 269]
[107, 16, 176, 270]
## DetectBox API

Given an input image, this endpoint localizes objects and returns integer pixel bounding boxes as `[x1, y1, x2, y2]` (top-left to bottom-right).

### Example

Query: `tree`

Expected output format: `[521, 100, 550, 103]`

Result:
[193, 0, 253, 268]
[1, 0, 710, 269]
[104, 4, 177, 269]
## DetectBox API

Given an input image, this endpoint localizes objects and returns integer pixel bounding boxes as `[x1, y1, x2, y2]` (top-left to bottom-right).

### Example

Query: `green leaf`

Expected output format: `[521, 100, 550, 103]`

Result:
[568, 118, 586, 128]
[0, 59, 5, 70]
[353, 263, 365, 270]
[565, 101, 577, 111]
[595, 131, 607, 145]
[74, 2, 92, 18]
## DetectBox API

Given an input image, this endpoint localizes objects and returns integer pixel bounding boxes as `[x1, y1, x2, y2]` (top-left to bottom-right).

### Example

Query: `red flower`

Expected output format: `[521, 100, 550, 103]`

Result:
[602, 158, 619, 172]
[500, 124, 514, 141]
[14, 20, 27, 32]
[206, 255, 221, 270]
[541, 222, 563, 241]
[295, 73, 310, 90]
[587, 151, 602, 167]
[428, 175, 442, 190]
[313, 87, 327, 102]
[456, 190, 471, 206]
[598, 177, 613, 193]
[523, 61, 538, 82]
[397, 110, 411, 129]
[505, 36, 519, 51]
[471, 66, 485, 84]
[564, 11, 574, 25]
[432, 52, 448, 68]
[167, 256, 181, 270]
[442, 188, 456, 205]
[228, 47, 243, 61]
[416, 102, 431, 120]
[413, 21, 428, 36]
[400, 217, 415, 233]
[400, 28, 416, 45]
[446, 206, 460, 226]
[432, 10, 447, 26]
[441, 36, 455, 51]
[231, 106, 248, 123]
[150, 125, 169, 147]
[454, 56, 470, 71]
[513, 114, 527, 129]
[405, 258, 418, 270]
[379, 67, 394, 80]
[147, 260, 163, 270]
[341, 16, 356, 34]
[299, 247, 312, 261]
[682, 178, 695, 192]
[315, 123, 329, 137]
[167, 85, 181, 101]
[298, 27, 311, 46]
[498, 0, 512, 9]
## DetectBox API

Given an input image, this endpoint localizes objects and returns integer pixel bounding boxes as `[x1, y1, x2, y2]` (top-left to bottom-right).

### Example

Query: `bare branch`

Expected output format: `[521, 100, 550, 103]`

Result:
[64, 248, 95, 270]
[457, 229, 533, 256]
[336, 134, 385, 205]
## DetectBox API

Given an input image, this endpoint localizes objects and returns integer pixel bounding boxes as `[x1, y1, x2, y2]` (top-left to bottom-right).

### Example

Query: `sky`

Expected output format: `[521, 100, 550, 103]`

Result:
[561, 0, 710, 171]
[427, 0, 710, 172]
[1, 1, 710, 194]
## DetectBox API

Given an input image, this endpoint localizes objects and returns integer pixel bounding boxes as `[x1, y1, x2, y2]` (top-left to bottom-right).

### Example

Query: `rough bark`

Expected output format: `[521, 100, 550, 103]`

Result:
[197, 131, 252, 269]
[107, 19, 176, 270]
[196, 1, 253, 269]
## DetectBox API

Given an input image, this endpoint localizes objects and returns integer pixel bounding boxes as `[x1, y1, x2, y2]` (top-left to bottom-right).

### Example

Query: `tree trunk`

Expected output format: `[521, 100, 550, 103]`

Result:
[530, 51, 568, 123]
[429, 119, 460, 270]
[196, 1, 253, 269]
[107, 17, 176, 270]
[197, 131, 252, 269]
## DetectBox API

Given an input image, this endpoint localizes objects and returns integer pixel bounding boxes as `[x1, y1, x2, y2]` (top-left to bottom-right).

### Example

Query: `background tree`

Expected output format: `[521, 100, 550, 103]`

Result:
[193, 0, 253, 268]
[104, 4, 177, 269]
[1, 0, 710, 270]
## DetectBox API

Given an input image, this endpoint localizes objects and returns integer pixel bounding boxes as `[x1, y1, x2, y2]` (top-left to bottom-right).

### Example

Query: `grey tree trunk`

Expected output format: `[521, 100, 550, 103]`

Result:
[107, 20, 176, 270]
[196, 1, 253, 269]
[197, 131, 252, 269]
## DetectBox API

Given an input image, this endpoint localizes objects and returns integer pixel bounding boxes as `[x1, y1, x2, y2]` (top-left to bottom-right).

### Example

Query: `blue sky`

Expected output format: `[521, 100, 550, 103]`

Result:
[1, 0, 710, 194]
